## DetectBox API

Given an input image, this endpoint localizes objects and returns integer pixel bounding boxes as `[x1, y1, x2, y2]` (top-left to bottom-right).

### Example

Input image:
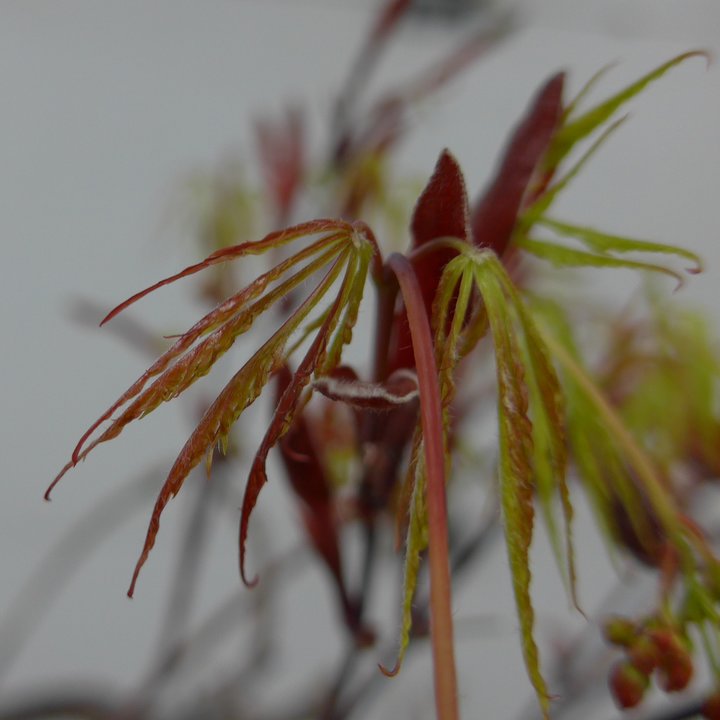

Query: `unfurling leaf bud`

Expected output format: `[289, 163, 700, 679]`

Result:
[609, 661, 649, 709]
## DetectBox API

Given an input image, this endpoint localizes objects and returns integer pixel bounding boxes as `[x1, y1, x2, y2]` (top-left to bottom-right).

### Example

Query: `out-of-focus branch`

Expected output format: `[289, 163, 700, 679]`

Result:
[331, 501, 501, 720]
[0, 470, 159, 686]
[0, 690, 128, 720]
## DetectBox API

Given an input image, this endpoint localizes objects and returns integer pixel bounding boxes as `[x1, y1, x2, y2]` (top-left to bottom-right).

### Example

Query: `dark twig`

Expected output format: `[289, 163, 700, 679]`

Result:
[319, 643, 362, 720]
[150, 470, 218, 680]
[70, 298, 166, 359]
[0, 690, 128, 720]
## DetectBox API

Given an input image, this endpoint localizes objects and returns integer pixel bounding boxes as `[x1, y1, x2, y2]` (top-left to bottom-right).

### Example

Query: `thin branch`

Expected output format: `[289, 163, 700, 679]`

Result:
[319, 643, 362, 720]
[139, 542, 308, 695]
[0, 691, 128, 720]
[149, 470, 217, 679]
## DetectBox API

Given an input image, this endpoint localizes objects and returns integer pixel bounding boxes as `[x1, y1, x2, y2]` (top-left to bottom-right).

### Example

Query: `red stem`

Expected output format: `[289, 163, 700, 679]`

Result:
[387, 253, 459, 720]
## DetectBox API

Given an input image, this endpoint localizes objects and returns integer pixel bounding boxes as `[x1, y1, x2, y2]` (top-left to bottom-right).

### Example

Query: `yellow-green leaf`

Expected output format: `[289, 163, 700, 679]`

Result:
[495, 276, 576, 609]
[385, 431, 428, 677]
[538, 217, 702, 273]
[471, 254, 550, 718]
[522, 116, 626, 227]
[540, 328, 686, 567]
[545, 52, 708, 171]
[516, 237, 685, 288]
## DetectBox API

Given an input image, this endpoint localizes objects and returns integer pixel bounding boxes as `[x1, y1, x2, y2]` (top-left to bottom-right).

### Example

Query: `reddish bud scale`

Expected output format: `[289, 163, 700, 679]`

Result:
[470, 72, 565, 257]
[390, 149, 470, 372]
[314, 367, 419, 411]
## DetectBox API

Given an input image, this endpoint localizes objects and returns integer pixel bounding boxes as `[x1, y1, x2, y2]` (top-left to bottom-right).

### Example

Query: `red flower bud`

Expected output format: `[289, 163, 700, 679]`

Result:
[647, 628, 680, 655]
[657, 647, 693, 693]
[609, 661, 649, 709]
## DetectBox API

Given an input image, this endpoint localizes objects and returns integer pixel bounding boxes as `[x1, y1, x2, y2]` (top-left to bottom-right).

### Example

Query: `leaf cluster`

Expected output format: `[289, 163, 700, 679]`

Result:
[47, 11, 716, 719]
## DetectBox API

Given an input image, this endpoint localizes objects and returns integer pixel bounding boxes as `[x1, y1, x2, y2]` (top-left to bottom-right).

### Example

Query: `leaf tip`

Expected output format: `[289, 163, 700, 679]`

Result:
[72, 429, 95, 464]
[672, 274, 686, 293]
[378, 660, 401, 678]
[45, 460, 73, 500]
[239, 506, 260, 588]
[240, 567, 259, 589]
[686, 48, 713, 70]
[127, 567, 140, 598]
[571, 593, 588, 620]
[100, 297, 136, 326]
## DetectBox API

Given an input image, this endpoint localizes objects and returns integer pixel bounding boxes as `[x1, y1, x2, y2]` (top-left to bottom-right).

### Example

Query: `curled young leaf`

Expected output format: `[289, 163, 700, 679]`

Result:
[49, 221, 375, 483]
[313, 367, 419, 410]
[101, 219, 353, 325]
[129, 252, 352, 596]
[60, 241, 345, 480]
[50, 219, 377, 598]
